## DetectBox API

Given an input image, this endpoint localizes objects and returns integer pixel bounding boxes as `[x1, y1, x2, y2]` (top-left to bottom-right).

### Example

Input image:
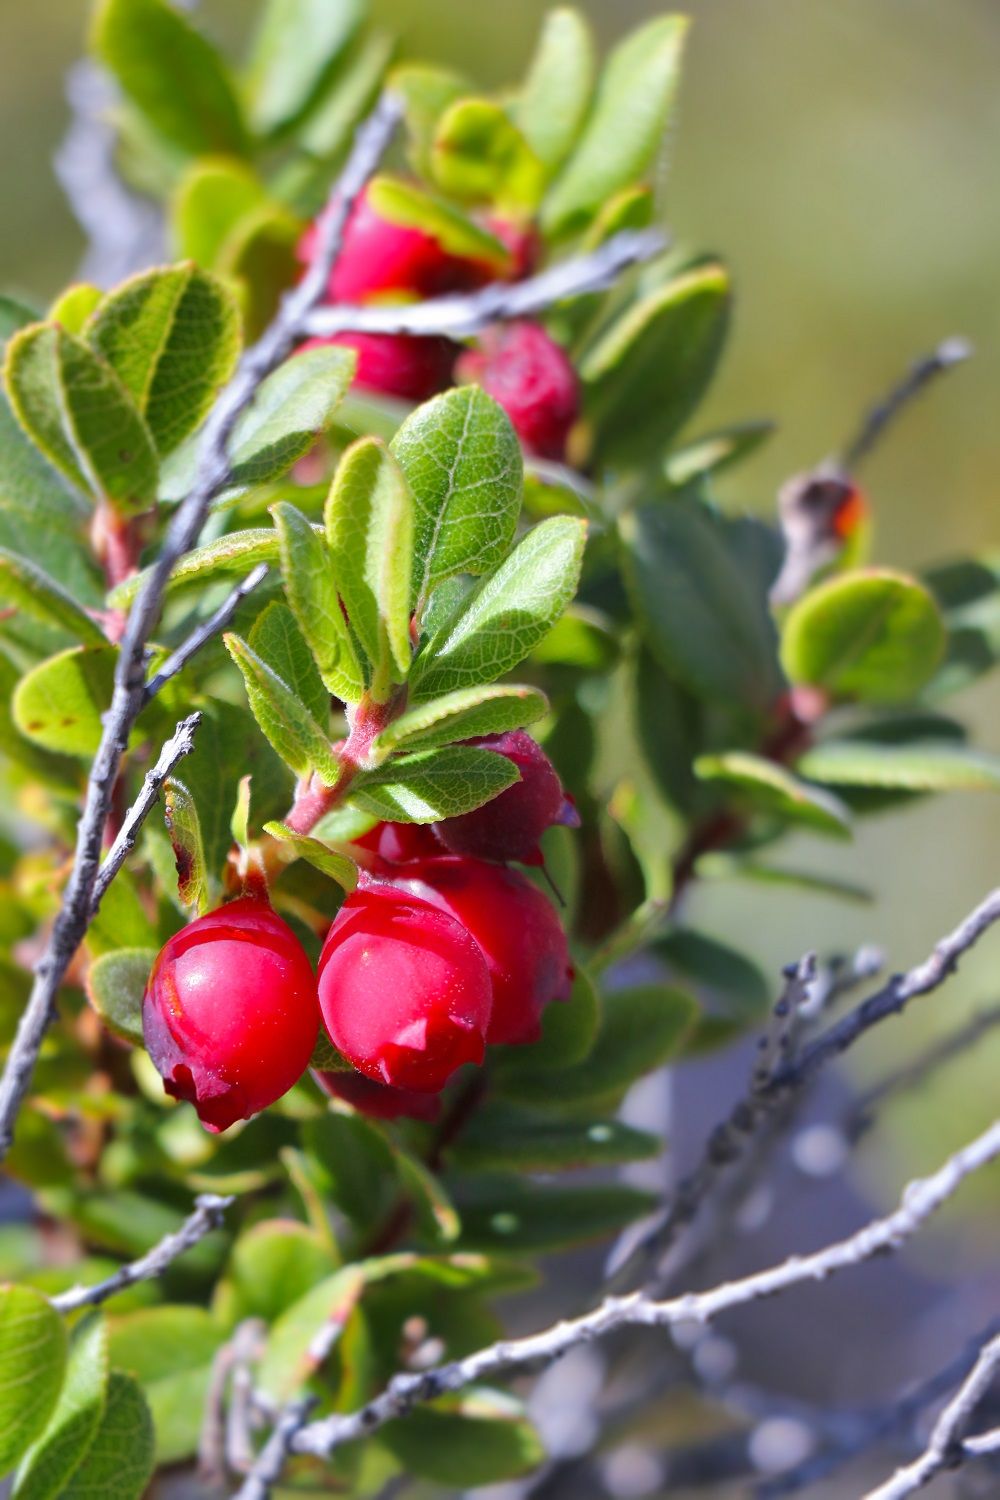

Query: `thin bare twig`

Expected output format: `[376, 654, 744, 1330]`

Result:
[286, 1113, 1000, 1461]
[863, 1331, 1000, 1499]
[51, 1193, 232, 1313]
[304, 228, 668, 341]
[608, 888, 1000, 1288]
[143, 565, 270, 703]
[0, 91, 404, 1162]
[90, 713, 201, 910]
[235, 1397, 317, 1500]
[841, 336, 972, 471]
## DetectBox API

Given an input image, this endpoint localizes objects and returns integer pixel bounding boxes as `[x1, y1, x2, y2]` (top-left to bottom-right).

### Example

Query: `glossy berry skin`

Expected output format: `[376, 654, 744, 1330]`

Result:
[434, 730, 576, 865]
[354, 819, 444, 869]
[394, 857, 573, 1046]
[312, 1068, 442, 1122]
[318, 884, 492, 1092]
[455, 321, 579, 460]
[142, 898, 319, 1133]
[299, 331, 457, 403]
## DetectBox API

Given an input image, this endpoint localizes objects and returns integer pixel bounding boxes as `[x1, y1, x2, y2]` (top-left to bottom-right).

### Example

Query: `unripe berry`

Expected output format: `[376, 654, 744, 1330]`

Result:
[312, 1067, 442, 1122]
[142, 898, 319, 1133]
[455, 321, 579, 460]
[434, 730, 576, 865]
[394, 857, 573, 1046]
[317, 884, 492, 1092]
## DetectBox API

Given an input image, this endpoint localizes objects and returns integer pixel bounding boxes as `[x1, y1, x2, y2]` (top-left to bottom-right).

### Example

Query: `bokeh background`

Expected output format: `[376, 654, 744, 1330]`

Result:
[1, 3, 999, 1489]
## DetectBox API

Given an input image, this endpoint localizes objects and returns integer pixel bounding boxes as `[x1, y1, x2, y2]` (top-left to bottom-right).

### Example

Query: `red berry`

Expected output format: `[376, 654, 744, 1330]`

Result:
[142, 898, 319, 1133]
[353, 820, 444, 869]
[312, 1068, 442, 1122]
[455, 321, 579, 460]
[317, 884, 492, 1092]
[394, 857, 573, 1046]
[482, 217, 542, 281]
[299, 332, 457, 403]
[434, 730, 576, 865]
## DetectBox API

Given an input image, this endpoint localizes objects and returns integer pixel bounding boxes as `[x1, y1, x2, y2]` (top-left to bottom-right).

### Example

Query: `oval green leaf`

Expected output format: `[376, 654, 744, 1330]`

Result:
[0, 1285, 68, 1477]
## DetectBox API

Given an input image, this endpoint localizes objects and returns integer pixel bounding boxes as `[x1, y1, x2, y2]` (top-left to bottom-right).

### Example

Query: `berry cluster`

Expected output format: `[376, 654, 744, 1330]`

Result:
[143, 733, 576, 1131]
[298, 186, 579, 461]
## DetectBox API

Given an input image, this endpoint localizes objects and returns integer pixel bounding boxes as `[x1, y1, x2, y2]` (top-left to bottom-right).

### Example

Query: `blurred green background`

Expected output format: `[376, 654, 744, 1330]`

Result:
[2, 0, 998, 1184]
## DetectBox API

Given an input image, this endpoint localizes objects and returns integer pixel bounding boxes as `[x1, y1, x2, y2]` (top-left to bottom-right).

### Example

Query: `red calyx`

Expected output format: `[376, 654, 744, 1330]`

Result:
[434, 730, 577, 865]
[455, 321, 579, 460]
[142, 897, 319, 1133]
[312, 1067, 442, 1122]
[392, 857, 573, 1046]
[317, 884, 492, 1092]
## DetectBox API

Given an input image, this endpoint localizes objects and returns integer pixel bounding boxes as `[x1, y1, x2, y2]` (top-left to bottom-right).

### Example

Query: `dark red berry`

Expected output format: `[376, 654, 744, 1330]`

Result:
[434, 730, 577, 865]
[455, 321, 579, 460]
[317, 884, 492, 1092]
[300, 332, 457, 403]
[394, 857, 573, 1046]
[353, 820, 444, 869]
[142, 898, 319, 1133]
[312, 1067, 442, 1122]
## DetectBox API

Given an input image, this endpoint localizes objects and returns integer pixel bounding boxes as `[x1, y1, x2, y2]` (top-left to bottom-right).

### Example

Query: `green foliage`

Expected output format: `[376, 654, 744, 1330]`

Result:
[85, 949, 153, 1046]
[0, 1286, 67, 1475]
[350, 745, 520, 823]
[12, 1313, 106, 1500]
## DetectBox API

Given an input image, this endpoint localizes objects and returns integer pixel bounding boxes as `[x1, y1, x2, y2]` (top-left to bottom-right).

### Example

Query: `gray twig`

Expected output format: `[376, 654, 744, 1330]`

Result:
[304, 228, 668, 341]
[235, 1397, 317, 1500]
[607, 889, 1000, 1288]
[286, 1113, 1000, 1462]
[89, 713, 201, 911]
[51, 1193, 232, 1313]
[0, 91, 405, 1163]
[841, 336, 972, 471]
[143, 565, 270, 703]
[863, 1331, 1000, 1499]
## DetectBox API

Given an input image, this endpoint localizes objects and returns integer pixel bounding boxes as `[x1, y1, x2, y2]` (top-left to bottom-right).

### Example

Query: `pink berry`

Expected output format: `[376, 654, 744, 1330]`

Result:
[328, 331, 457, 402]
[434, 730, 576, 865]
[353, 820, 444, 869]
[317, 884, 492, 1092]
[455, 321, 579, 460]
[393, 857, 573, 1046]
[142, 898, 319, 1133]
[312, 1068, 442, 1122]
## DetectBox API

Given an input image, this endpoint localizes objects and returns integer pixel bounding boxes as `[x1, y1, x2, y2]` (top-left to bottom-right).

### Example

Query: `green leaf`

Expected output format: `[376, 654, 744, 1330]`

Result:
[302, 1112, 399, 1230]
[448, 1102, 659, 1172]
[377, 684, 548, 754]
[494, 966, 599, 1075]
[665, 420, 775, 487]
[12, 1313, 106, 1500]
[159, 345, 356, 504]
[633, 647, 707, 817]
[351, 744, 519, 824]
[542, 14, 689, 234]
[581, 262, 731, 465]
[654, 928, 770, 1028]
[85, 264, 240, 456]
[249, 600, 329, 728]
[391, 387, 523, 611]
[454, 1176, 657, 1254]
[694, 751, 853, 838]
[701, 856, 873, 904]
[85, 949, 154, 1047]
[368, 176, 512, 270]
[0, 549, 106, 646]
[431, 99, 545, 212]
[923, 554, 1000, 696]
[163, 777, 210, 911]
[225, 632, 341, 782]
[271, 502, 365, 702]
[109, 528, 278, 608]
[514, 8, 596, 176]
[92, 0, 248, 156]
[227, 1221, 338, 1323]
[58, 1371, 153, 1500]
[0, 1286, 67, 1476]
[531, 606, 620, 670]
[499, 984, 695, 1108]
[47, 285, 103, 336]
[264, 822, 359, 890]
[622, 499, 782, 712]
[391, 64, 468, 178]
[13, 644, 122, 757]
[325, 438, 414, 682]
[395, 1150, 461, 1244]
[171, 158, 266, 265]
[781, 569, 945, 704]
[246, 0, 364, 136]
[797, 739, 1000, 793]
[380, 1391, 543, 1485]
[4, 324, 159, 514]
[295, 28, 395, 170]
[410, 516, 587, 702]
[107, 1306, 222, 1466]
